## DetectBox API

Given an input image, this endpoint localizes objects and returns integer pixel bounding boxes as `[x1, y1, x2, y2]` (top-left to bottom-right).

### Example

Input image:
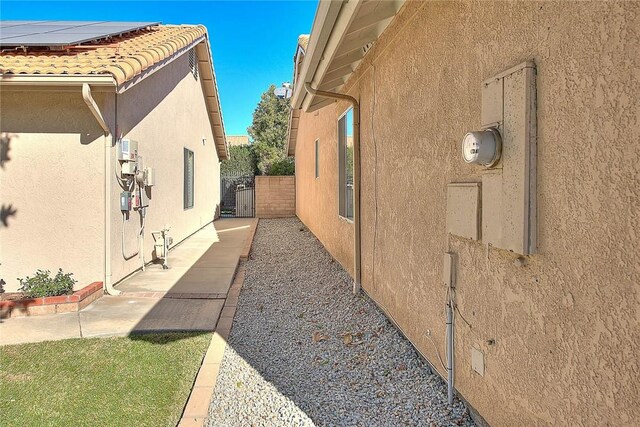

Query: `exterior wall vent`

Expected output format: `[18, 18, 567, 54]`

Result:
[189, 49, 199, 80]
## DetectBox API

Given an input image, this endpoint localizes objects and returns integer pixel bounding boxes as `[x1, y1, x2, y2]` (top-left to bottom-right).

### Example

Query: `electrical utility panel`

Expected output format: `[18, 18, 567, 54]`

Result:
[118, 139, 138, 161]
[481, 62, 537, 255]
[120, 191, 131, 211]
[121, 161, 137, 176]
[449, 61, 536, 256]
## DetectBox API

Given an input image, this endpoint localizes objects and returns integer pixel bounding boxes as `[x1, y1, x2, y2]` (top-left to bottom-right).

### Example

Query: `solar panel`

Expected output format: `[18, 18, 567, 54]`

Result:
[0, 20, 160, 47]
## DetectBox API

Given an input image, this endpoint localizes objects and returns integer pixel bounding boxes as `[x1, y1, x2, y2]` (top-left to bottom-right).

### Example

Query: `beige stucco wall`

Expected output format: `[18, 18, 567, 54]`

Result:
[256, 176, 295, 218]
[294, 2, 640, 425]
[0, 90, 107, 291]
[110, 53, 221, 285]
[0, 51, 221, 292]
[296, 116, 355, 272]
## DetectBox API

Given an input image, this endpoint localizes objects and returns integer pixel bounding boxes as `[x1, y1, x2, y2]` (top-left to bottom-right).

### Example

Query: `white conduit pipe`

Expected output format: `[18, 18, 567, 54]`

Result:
[303, 82, 361, 295]
[121, 211, 140, 260]
[82, 83, 120, 295]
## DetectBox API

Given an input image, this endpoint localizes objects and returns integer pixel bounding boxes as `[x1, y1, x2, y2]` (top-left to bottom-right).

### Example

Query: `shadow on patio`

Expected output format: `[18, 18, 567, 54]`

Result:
[77, 218, 255, 344]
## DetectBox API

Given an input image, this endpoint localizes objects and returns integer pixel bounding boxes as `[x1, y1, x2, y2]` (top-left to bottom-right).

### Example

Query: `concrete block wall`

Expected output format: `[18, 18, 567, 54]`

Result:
[255, 176, 295, 218]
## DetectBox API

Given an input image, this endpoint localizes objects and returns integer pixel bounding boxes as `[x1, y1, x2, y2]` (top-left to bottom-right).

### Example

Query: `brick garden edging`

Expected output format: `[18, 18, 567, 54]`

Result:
[0, 281, 103, 319]
[239, 218, 258, 261]
[177, 221, 257, 427]
[177, 265, 244, 427]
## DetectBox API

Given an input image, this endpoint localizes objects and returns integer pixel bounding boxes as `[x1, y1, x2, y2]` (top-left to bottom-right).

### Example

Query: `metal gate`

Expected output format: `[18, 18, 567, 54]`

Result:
[220, 173, 255, 218]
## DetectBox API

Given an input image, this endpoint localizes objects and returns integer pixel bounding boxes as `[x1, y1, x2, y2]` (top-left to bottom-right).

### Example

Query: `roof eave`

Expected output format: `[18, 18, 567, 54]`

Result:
[195, 36, 228, 161]
[290, 0, 343, 111]
[0, 42, 229, 161]
[287, 0, 405, 156]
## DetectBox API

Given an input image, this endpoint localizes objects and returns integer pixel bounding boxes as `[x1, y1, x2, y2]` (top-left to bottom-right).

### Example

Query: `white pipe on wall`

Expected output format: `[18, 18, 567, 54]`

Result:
[82, 83, 120, 296]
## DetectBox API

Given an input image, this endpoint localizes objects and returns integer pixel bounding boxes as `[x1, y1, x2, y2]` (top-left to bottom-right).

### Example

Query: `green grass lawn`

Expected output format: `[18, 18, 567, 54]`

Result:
[0, 333, 212, 427]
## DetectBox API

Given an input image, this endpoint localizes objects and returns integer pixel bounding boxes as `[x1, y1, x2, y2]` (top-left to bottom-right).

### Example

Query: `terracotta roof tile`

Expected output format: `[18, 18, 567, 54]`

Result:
[0, 25, 207, 85]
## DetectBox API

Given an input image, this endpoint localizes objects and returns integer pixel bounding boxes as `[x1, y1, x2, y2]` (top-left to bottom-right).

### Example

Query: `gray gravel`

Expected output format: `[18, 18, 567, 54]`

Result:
[207, 218, 474, 427]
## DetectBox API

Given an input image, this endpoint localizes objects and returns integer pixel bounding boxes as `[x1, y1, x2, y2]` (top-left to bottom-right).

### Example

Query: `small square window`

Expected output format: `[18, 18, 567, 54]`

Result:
[315, 139, 320, 178]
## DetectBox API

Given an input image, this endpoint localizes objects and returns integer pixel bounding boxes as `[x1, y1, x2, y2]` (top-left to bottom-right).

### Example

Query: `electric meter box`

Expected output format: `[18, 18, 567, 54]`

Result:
[118, 139, 138, 161]
[121, 161, 137, 176]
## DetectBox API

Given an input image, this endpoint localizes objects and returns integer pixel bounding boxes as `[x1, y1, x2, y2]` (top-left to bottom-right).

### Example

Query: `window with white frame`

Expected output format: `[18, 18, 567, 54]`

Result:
[184, 148, 194, 209]
[315, 139, 320, 178]
[338, 108, 354, 220]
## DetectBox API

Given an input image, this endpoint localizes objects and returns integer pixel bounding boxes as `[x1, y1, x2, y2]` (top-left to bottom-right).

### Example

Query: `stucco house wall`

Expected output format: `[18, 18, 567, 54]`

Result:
[296, 111, 354, 273]
[0, 52, 221, 292]
[110, 53, 220, 285]
[0, 90, 106, 291]
[294, 2, 639, 426]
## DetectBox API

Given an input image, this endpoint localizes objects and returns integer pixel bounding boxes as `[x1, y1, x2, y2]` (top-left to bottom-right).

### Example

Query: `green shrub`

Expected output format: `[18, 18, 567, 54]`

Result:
[267, 157, 295, 176]
[18, 269, 76, 298]
[220, 145, 258, 175]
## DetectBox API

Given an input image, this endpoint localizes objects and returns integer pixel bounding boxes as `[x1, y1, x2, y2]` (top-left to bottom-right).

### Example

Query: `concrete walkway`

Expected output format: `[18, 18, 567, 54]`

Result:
[0, 218, 255, 346]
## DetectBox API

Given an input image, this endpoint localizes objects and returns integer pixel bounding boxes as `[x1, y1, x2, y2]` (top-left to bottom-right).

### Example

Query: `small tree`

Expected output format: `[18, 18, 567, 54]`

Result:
[247, 84, 294, 175]
[220, 145, 258, 176]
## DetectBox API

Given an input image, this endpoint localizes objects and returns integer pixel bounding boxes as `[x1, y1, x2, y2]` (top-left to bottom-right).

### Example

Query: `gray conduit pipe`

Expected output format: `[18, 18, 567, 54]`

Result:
[303, 83, 361, 295]
[446, 296, 454, 405]
[82, 83, 121, 296]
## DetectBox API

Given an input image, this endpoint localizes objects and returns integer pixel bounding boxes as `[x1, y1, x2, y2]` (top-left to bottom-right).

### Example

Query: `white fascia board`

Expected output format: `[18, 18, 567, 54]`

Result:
[300, 0, 363, 112]
[195, 36, 229, 160]
[293, 0, 406, 113]
[0, 74, 116, 91]
[291, 0, 345, 110]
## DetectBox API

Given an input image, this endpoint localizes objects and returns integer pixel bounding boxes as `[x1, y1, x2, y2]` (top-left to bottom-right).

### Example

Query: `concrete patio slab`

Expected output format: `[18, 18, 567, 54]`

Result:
[116, 218, 253, 295]
[79, 296, 224, 337]
[78, 296, 159, 337]
[0, 218, 256, 346]
[166, 267, 238, 295]
[192, 251, 241, 267]
[0, 312, 81, 345]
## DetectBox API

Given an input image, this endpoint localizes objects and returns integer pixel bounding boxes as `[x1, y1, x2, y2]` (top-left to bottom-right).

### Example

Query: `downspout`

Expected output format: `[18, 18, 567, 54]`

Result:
[82, 83, 121, 296]
[304, 83, 361, 295]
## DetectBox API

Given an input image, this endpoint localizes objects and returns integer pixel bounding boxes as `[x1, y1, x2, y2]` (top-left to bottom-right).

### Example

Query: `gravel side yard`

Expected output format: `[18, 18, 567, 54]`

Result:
[208, 218, 474, 427]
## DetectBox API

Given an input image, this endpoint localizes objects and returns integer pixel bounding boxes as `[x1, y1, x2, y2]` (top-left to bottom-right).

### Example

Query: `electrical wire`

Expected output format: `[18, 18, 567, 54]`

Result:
[121, 210, 140, 260]
[425, 331, 449, 372]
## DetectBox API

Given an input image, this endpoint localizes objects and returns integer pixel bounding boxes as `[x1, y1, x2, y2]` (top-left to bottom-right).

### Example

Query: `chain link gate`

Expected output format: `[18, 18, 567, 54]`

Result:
[220, 173, 255, 218]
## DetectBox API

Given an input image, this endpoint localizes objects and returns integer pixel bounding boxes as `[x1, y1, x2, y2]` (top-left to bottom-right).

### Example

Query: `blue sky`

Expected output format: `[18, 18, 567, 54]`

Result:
[0, 1, 318, 135]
